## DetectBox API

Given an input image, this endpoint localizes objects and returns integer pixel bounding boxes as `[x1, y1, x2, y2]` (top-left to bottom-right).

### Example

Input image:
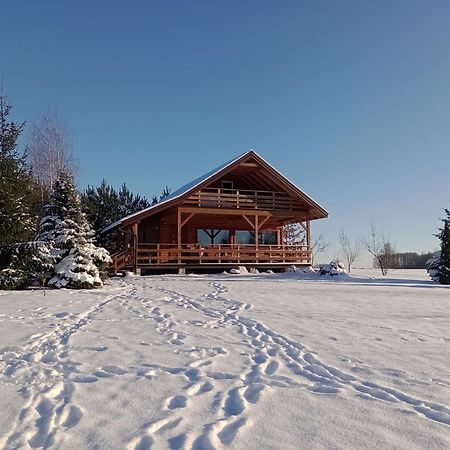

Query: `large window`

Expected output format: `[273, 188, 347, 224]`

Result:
[235, 230, 277, 245]
[198, 229, 229, 246]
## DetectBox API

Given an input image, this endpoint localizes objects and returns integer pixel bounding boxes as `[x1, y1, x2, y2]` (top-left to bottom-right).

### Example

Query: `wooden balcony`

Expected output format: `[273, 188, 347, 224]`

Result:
[184, 188, 304, 211]
[111, 243, 311, 272]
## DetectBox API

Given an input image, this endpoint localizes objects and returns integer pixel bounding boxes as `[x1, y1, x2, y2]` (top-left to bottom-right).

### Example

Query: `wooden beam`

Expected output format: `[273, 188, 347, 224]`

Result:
[132, 223, 138, 274]
[306, 221, 311, 249]
[258, 215, 270, 229]
[181, 212, 195, 228]
[242, 215, 255, 229]
[277, 227, 282, 245]
[255, 215, 259, 262]
[230, 229, 236, 245]
[239, 162, 258, 168]
[177, 209, 181, 253]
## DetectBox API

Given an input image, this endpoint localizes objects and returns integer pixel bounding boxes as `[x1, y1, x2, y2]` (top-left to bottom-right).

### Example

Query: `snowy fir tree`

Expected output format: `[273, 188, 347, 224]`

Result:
[437, 209, 450, 285]
[426, 251, 441, 282]
[37, 171, 111, 289]
[0, 93, 37, 246]
[0, 242, 55, 289]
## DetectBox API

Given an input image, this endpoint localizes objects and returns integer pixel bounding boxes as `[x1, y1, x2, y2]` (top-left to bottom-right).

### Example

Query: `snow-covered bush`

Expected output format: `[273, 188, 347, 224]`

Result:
[426, 252, 441, 282]
[289, 265, 316, 274]
[229, 266, 249, 274]
[0, 268, 27, 290]
[0, 242, 54, 289]
[319, 261, 347, 276]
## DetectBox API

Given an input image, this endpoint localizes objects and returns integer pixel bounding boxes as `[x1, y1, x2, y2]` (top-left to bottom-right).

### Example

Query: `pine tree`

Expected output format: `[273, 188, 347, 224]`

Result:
[438, 209, 450, 285]
[151, 186, 171, 205]
[0, 93, 36, 245]
[82, 179, 120, 237]
[118, 183, 150, 217]
[426, 251, 441, 281]
[37, 171, 111, 289]
[0, 241, 54, 289]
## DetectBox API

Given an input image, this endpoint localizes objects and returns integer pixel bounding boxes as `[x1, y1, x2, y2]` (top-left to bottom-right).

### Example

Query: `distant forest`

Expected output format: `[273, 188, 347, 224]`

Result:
[384, 252, 435, 270]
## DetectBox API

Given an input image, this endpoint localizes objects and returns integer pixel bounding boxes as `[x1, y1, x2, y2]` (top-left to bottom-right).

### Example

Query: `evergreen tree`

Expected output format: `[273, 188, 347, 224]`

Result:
[438, 209, 450, 285]
[82, 181, 170, 252]
[37, 171, 111, 289]
[0, 93, 36, 245]
[0, 241, 54, 289]
[82, 179, 120, 237]
[151, 186, 171, 205]
[118, 183, 150, 217]
[426, 251, 441, 281]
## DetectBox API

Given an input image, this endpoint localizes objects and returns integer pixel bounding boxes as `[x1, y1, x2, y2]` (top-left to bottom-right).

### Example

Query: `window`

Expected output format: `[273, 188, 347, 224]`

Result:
[198, 229, 230, 246]
[221, 180, 234, 190]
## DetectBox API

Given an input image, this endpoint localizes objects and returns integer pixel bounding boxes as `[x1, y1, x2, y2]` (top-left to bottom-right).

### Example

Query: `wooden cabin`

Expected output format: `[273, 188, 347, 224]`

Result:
[105, 150, 328, 273]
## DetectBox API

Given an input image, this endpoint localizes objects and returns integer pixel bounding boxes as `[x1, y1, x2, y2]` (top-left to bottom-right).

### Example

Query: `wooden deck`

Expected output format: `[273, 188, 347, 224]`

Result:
[184, 188, 306, 211]
[111, 243, 312, 273]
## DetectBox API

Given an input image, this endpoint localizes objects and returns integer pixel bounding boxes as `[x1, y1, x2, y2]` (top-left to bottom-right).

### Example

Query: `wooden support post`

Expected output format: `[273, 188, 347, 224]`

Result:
[255, 214, 259, 262]
[306, 221, 311, 264]
[132, 223, 138, 274]
[177, 209, 181, 263]
[230, 229, 236, 247]
[277, 227, 282, 246]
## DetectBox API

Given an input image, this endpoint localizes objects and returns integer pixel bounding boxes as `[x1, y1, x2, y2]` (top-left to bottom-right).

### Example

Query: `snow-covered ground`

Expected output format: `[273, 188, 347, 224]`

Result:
[0, 269, 449, 449]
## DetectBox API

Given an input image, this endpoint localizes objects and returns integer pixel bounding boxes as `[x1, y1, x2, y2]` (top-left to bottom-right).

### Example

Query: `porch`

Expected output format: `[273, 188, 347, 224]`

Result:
[111, 243, 312, 273]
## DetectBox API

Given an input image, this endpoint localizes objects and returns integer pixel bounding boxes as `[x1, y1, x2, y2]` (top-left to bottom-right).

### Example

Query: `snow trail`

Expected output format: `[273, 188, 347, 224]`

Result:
[1, 274, 449, 449]
[0, 287, 127, 449]
[121, 277, 450, 449]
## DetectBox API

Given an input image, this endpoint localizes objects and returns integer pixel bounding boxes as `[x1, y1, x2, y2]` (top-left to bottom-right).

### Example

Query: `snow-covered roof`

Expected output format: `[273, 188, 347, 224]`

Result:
[102, 149, 328, 233]
[102, 151, 250, 233]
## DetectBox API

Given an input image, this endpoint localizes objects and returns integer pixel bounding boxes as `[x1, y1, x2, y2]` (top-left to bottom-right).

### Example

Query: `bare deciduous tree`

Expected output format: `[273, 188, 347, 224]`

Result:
[311, 232, 330, 266]
[339, 228, 361, 273]
[283, 222, 306, 245]
[27, 110, 78, 203]
[363, 222, 394, 276]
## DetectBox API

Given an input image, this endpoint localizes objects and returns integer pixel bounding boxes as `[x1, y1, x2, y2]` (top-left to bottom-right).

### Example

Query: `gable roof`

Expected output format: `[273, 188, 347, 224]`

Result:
[102, 150, 328, 233]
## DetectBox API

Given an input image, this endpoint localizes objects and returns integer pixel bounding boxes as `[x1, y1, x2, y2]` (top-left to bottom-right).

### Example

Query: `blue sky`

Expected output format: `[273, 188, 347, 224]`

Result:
[3, 1, 450, 264]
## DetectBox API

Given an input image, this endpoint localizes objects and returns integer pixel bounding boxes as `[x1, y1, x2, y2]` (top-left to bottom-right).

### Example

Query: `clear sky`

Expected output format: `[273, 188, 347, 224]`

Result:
[3, 1, 450, 265]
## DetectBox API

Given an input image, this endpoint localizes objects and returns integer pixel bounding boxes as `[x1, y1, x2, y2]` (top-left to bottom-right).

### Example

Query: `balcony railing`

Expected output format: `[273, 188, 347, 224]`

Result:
[184, 188, 303, 211]
[111, 243, 311, 271]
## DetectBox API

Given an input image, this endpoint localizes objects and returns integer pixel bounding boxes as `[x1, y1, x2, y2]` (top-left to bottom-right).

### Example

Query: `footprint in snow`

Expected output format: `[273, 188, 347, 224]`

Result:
[101, 365, 128, 375]
[167, 395, 187, 410]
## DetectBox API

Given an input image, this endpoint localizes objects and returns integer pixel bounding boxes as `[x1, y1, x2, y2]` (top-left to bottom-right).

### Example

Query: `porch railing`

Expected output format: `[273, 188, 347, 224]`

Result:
[184, 188, 303, 211]
[134, 243, 311, 266]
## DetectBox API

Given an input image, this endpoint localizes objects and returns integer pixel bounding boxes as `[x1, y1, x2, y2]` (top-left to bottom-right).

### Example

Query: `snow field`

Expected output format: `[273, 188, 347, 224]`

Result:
[0, 270, 449, 449]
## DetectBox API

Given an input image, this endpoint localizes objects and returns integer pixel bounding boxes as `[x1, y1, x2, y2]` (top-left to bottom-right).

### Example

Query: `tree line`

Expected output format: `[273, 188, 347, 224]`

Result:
[0, 91, 169, 289]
